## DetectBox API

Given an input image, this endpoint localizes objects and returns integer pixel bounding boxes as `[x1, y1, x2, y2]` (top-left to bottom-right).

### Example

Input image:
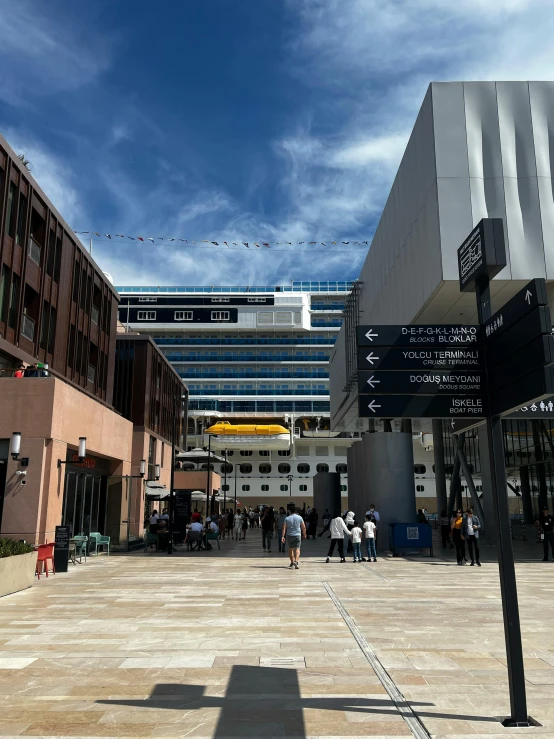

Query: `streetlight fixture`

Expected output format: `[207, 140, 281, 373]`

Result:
[10, 432, 21, 461]
[154, 464, 161, 481]
[58, 437, 87, 468]
[139, 459, 146, 477]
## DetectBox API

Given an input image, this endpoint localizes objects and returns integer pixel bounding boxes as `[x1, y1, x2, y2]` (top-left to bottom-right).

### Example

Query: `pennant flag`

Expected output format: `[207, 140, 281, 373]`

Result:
[243, 242, 249, 248]
[263, 242, 270, 248]
[105, 234, 112, 239]
[147, 238, 155, 243]
[137, 237, 144, 241]
[212, 242, 219, 245]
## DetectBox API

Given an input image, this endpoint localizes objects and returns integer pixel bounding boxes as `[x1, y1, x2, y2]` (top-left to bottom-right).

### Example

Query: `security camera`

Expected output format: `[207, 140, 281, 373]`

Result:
[15, 470, 27, 476]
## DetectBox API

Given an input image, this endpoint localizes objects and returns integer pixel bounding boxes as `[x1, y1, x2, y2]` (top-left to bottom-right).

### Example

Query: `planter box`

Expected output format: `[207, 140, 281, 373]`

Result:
[0, 551, 38, 598]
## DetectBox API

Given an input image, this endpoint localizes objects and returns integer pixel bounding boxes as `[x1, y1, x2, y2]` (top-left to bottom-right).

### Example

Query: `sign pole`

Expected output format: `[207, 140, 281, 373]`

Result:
[476, 274, 529, 726]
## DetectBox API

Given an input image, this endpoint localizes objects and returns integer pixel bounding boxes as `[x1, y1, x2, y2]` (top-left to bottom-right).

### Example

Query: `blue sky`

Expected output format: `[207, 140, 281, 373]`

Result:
[1, 0, 553, 286]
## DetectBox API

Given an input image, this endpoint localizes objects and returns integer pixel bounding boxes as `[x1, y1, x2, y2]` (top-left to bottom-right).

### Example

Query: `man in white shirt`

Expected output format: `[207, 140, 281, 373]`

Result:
[149, 510, 159, 534]
[326, 511, 350, 563]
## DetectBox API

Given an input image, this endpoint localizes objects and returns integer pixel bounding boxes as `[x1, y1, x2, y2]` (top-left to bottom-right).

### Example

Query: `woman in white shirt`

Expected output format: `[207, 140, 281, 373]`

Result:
[363, 514, 378, 562]
[234, 509, 244, 540]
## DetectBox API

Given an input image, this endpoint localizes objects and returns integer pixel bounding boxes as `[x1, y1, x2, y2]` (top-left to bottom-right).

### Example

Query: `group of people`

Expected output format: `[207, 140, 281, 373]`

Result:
[322, 507, 380, 563]
[13, 363, 48, 378]
[439, 507, 482, 566]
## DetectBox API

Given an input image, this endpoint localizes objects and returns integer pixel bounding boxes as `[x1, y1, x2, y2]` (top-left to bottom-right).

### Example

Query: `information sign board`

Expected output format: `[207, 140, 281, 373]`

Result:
[357, 370, 483, 395]
[358, 394, 486, 418]
[457, 218, 507, 292]
[356, 324, 478, 347]
[53, 524, 71, 573]
[357, 346, 482, 371]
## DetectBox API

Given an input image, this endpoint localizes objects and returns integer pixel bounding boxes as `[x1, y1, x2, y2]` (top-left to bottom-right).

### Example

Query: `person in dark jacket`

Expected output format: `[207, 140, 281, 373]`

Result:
[307, 508, 318, 538]
[461, 507, 481, 566]
[539, 505, 554, 561]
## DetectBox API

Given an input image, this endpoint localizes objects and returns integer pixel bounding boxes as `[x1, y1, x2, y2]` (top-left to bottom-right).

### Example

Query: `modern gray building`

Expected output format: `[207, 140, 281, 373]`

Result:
[329, 81, 554, 534]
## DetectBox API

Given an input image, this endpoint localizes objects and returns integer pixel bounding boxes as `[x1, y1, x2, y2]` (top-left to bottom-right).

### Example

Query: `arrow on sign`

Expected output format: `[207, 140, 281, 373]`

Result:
[364, 329, 378, 341]
[367, 400, 382, 413]
[366, 375, 380, 389]
[365, 352, 379, 365]
[525, 289, 532, 304]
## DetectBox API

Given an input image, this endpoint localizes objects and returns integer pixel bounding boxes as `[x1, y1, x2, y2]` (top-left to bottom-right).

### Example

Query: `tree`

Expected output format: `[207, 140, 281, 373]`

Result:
[17, 153, 31, 172]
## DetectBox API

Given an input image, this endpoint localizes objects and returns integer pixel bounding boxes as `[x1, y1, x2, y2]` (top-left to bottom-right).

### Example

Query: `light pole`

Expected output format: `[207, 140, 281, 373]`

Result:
[168, 391, 187, 555]
[223, 449, 227, 512]
[287, 473, 293, 498]
[206, 433, 212, 518]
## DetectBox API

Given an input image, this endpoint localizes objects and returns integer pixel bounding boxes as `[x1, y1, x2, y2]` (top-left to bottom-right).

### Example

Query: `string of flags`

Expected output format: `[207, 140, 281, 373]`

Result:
[74, 232, 369, 249]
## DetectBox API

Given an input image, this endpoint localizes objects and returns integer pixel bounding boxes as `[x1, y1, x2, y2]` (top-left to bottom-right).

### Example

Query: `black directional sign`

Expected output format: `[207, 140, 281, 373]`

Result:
[483, 278, 548, 342]
[357, 345, 482, 371]
[458, 218, 506, 292]
[358, 394, 486, 419]
[491, 365, 554, 417]
[486, 306, 551, 365]
[357, 370, 484, 395]
[356, 324, 478, 347]
[492, 334, 554, 390]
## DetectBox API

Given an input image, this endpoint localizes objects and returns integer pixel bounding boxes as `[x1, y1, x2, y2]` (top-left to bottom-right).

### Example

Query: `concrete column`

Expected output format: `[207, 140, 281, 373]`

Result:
[355, 432, 416, 549]
[432, 419, 448, 516]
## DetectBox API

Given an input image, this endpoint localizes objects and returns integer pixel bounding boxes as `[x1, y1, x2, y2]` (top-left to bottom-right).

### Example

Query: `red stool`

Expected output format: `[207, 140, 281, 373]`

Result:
[36, 543, 55, 579]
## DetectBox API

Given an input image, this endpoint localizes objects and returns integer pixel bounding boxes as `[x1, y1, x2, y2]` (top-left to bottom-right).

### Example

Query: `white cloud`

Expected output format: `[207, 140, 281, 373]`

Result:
[3, 130, 83, 225]
[0, 1, 112, 106]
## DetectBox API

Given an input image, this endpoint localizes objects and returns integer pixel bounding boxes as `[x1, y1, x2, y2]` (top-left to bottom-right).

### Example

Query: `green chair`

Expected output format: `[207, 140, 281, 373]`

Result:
[73, 536, 88, 562]
[206, 531, 220, 550]
[89, 532, 110, 555]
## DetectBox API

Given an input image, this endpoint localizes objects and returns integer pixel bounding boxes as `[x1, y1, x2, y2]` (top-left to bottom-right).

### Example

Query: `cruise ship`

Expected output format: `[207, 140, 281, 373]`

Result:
[116, 281, 357, 509]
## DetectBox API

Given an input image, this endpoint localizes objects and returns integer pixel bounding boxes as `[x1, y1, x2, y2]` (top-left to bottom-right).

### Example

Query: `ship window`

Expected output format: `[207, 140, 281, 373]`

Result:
[340, 485, 347, 491]
[261, 484, 269, 491]
[297, 463, 310, 474]
[220, 464, 233, 474]
[211, 311, 230, 321]
[240, 450, 252, 457]
[416, 484, 425, 492]
[242, 484, 250, 491]
[299, 484, 307, 492]
[278, 449, 291, 457]
[222, 484, 230, 491]
[316, 463, 329, 473]
[336, 464, 347, 473]
[137, 311, 156, 320]
[240, 464, 252, 474]
[278, 463, 291, 474]
[414, 464, 426, 474]
[259, 450, 270, 457]
[259, 463, 271, 474]
[280, 484, 288, 491]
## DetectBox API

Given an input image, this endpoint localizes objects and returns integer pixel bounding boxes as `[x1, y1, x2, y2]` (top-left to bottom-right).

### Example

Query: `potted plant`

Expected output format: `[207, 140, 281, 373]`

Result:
[0, 538, 38, 598]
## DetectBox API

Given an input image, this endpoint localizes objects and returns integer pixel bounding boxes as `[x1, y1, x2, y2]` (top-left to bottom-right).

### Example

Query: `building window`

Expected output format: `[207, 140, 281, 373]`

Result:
[175, 311, 193, 321]
[137, 311, 156, 320]
[261, 484, 269, 491]
[278, 463, 291, 474]
[240, 464, 252, 474]
[297, 463, 310, 474]
[278, 449, 291, 457]
[240, 450, 252, 456]
[336, 464, 347, 474]
[211, 311, 230, 321]
[316, 463, 329, 473]
[414, 464, 426, 474]
[242, 484, 250, 491]
[416, 484, 425, 492]
[280, 484, 288, 492]
[6, 183, 16, 237]
[299, 484, 308, 492]
[259, 463, 271, 474]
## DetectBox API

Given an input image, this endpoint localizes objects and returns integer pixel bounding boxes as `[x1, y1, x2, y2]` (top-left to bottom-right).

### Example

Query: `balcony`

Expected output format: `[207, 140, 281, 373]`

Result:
[21, 314, 35, 342]
[28, 238, 41, 266]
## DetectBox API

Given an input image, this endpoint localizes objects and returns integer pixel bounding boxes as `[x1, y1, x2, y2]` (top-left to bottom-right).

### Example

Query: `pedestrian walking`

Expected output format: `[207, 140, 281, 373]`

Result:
[227, 509, 234, 537]
[261, 506, 275, 552]
[539, 505, 554, 561]
[307, 508, 318, 539]
[451, 508, 465, 565]
[350, 520, 363, 562]
[363, 514, 378, 561]
[325, 511, 349, 563]
[218, 512, 227, 540]
[281, 505, 306, 569]
[276, 507, 287, 552]
[344, 510, 355, 553]
[462, 507, 481, 566]
[440, 509, 453, 549]
[241, 509, 249, 539]
[233, 509, 243, 540]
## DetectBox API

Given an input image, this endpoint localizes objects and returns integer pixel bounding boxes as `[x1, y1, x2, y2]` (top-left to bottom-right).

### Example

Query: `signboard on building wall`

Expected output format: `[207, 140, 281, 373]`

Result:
[457, 218, 506, 292]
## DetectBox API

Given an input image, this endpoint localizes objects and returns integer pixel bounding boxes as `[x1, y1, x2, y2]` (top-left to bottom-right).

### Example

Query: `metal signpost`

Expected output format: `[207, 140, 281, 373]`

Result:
[352, 218, 550, 725]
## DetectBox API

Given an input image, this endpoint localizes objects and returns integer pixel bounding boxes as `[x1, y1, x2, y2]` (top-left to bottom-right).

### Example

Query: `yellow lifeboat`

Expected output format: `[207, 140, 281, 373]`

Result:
[205, 421, 291, 450]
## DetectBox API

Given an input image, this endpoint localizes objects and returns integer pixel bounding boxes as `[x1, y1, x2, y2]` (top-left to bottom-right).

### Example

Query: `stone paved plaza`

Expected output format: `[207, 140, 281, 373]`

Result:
[1, 533, 554, 738]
